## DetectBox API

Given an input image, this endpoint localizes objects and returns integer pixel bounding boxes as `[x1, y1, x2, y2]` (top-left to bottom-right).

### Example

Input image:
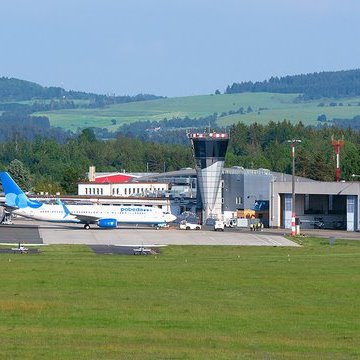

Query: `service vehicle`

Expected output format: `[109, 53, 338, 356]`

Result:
[179, 221, 201, 230]
[214, 220, 225, 231]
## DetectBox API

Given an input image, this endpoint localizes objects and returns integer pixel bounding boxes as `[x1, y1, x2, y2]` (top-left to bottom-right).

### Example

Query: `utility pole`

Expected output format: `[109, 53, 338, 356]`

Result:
[287, 139, 301, 236]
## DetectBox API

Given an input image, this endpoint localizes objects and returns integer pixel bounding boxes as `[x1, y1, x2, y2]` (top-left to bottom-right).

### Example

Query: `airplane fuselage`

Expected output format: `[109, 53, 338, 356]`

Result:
[13, 203, 174, 225]
[0, 171, 176, 229]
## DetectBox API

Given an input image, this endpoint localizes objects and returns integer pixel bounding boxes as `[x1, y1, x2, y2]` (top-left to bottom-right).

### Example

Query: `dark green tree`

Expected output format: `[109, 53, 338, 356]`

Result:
[60, 166, 87, 194]
[7, 159, 32, 192]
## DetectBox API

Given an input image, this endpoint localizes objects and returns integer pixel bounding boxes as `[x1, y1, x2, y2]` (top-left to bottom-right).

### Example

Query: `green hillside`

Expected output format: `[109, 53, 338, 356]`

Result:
[218, 96, 360, 126]
[37, 92, 296, 131]
[34, 92, 360, 132]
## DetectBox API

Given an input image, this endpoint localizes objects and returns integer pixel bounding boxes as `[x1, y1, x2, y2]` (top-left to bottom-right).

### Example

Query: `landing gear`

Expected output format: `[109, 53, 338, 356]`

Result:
[84, 224, 90, 230]
[1, 213, 13, 225]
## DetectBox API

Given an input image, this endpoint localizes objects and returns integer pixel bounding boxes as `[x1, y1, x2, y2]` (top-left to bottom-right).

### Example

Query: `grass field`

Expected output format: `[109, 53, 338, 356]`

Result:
[0, 238, 359, 359]
[33, 92, 360, 132]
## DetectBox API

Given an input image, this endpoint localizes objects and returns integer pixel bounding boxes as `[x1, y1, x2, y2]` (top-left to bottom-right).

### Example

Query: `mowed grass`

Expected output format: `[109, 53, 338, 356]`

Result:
[0, 238, 359, 359]
[33, 92, 360, 132]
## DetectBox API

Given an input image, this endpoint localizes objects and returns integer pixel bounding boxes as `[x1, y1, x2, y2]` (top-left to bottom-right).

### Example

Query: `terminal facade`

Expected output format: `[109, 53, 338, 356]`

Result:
[79, 166, 359, 232]
[73, 131, 359, 232]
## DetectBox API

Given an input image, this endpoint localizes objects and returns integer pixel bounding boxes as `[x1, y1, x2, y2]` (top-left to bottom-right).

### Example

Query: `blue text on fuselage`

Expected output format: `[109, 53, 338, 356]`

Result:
[120, 207, 152, 213]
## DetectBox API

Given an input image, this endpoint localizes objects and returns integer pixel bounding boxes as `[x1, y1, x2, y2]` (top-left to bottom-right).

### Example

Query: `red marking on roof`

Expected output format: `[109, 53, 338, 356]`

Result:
[95, 174, 135, 183]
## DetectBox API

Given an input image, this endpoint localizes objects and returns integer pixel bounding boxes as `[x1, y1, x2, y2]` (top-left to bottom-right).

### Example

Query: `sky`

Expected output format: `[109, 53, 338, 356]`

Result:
[1, 0, 360, 97]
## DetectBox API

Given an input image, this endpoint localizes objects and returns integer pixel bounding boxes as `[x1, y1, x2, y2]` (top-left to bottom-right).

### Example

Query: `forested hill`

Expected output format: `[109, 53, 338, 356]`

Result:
[0, 77, 162, 104]
[225, 69, 360, 100]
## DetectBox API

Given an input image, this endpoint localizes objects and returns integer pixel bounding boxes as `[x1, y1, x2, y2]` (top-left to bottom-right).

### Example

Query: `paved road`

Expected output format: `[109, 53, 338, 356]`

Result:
[0, 224, 43, 244]
[1, 219, 299, 247]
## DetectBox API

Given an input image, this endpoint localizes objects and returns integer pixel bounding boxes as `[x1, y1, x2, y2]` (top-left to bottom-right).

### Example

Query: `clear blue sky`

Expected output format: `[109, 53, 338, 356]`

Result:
[1, 0, 360, 97]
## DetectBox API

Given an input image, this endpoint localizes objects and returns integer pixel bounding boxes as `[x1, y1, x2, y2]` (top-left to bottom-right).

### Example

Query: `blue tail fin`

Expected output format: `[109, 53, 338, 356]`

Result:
[0, 172, 42, 209]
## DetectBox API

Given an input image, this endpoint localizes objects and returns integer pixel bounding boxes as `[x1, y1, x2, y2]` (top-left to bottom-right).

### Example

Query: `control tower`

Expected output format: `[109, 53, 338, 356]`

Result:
[188, 132, 229, 223]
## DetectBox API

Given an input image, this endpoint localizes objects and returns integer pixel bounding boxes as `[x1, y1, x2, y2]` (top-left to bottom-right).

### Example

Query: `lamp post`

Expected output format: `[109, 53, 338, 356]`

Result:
[287, 139, 301, 236]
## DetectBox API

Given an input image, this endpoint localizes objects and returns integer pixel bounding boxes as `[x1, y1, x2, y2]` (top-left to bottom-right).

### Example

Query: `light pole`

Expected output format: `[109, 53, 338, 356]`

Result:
[287, 139, 301, 236]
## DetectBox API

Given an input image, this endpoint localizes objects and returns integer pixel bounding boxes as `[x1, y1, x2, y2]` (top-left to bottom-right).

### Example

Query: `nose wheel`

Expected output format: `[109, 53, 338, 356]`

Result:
[84, 224, 90, 230]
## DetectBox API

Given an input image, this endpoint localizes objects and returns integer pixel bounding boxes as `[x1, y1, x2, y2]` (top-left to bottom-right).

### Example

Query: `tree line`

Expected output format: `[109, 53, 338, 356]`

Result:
[1, 122, 360, 195]
[0, 112, 71, 143]
[0, 77, 163, 107]
[333, 115, 360, 130]
[0, 129, 194, 194]
[225, 69, 360, 100]
[227, 121, 360, 181]
[117, 114, 218, 144]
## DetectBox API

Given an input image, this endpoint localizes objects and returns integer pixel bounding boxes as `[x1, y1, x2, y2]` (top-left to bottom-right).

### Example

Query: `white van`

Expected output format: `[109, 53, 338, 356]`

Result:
[214, 220, 225, 231]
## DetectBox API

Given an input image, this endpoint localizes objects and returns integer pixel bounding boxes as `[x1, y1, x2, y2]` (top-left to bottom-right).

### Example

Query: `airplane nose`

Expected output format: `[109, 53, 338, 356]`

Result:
[165, 213, 177, 223]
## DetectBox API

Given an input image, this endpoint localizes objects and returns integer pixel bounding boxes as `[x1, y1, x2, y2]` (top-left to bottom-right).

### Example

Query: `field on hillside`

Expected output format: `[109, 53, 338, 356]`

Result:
[0, 239, 359, 359]
[34, 93, 360, 132]
[219, 102, 360, 126]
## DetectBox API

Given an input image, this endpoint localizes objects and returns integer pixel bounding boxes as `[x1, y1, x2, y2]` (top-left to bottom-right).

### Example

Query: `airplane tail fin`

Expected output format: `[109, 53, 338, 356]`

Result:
[0, 172, 41, 209]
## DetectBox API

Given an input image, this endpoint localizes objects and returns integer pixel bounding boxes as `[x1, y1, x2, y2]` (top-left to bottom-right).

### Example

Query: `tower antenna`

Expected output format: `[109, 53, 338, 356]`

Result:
[331, 136, 344, 182]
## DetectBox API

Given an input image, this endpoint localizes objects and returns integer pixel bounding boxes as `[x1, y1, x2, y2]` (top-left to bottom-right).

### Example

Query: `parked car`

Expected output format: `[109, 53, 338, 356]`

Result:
[179, 221, 201, 230]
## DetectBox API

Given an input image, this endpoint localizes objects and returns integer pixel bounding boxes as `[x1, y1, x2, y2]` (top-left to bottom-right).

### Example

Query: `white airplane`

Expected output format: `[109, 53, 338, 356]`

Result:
[133, 244, 152, 255]
[11, 242, 28, 254]
[0, 172, 176, 230]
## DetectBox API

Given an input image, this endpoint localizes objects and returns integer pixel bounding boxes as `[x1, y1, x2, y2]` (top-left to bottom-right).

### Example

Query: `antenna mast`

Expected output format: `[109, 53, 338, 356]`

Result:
[331, 136, 344, 182]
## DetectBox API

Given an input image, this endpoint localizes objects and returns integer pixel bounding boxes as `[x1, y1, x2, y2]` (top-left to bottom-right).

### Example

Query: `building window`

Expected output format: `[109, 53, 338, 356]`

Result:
[285, 195, 292, 212]
[235, 196, 243, 205]
[125, 188, 127, 195]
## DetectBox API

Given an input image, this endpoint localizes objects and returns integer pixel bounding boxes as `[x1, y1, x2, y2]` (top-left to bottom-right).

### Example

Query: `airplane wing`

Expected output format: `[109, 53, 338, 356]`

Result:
[57, 199, 100, 224]
[70, 213, 100, 224]
[57, 200, 117, 229]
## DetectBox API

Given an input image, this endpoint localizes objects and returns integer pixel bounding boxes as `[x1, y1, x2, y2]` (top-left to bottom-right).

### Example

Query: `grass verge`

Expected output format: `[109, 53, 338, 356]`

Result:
[0, 238, 359, 359]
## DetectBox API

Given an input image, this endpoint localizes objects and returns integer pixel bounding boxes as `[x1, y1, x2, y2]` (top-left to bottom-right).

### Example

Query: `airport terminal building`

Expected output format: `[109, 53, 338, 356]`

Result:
[79, 166, 359, 232]
[145, 167, 359, 231]
[44, 132, 356, 233]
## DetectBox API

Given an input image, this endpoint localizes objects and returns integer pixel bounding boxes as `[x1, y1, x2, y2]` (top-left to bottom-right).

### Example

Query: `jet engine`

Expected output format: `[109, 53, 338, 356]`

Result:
[98, 218, 117, 228]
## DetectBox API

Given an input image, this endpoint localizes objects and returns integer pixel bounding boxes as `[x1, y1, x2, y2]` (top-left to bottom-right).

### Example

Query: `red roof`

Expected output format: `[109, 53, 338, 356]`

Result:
[94, 174, 136, 183]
